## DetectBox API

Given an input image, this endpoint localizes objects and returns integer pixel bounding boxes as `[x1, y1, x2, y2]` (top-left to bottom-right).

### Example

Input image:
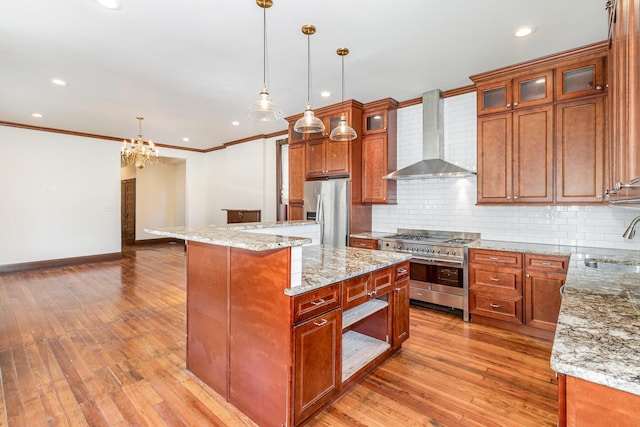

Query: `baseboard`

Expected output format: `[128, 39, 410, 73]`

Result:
[133, 238, 185, 246]
[0, 252, 123, 275]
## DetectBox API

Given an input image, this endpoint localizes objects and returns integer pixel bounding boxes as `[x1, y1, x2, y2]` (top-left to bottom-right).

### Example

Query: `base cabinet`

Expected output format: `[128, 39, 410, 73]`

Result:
[469, 248, 568, 339]
[558, 374, 640, 426]
[392, 279, 409, 347]
[294, 309, 341, 424]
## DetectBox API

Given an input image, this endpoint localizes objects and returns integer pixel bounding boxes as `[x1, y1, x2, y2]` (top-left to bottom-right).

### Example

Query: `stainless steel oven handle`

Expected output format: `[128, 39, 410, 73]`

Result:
[409, 257, 463, 268]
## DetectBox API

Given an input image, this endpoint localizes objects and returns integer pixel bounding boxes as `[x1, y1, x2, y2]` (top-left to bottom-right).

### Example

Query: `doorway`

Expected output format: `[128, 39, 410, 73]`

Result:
[121, 178, 136, 245]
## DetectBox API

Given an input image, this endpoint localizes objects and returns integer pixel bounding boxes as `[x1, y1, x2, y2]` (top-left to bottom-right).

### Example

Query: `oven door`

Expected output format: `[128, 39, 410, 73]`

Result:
[409, 257, 464, 296]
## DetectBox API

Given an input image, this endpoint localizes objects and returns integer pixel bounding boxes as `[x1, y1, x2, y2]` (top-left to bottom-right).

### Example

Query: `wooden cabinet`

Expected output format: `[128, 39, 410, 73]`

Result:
[477, 106, 554, 203]
[306, 138, 350, 178]
[392, 262, 410, 348]
[349, 236, 379, 250]
[476, 69, 553, 115]
[361, 99, 397, 204]
[469, 248, 568, 339]
[293, 308, 340, 424]
[223, 209, 261, 223]
[472, 44, 608, 206]
[342, 267, 393, 310]
[288, 142, 305, 221]
[524, 254, 568, 331]
[555, 97, 605, 203]
[606, 0, 640, 202]
[469, 249, 524, 324]
[556, 57, 606, 101]
[557, 374, 640, 427]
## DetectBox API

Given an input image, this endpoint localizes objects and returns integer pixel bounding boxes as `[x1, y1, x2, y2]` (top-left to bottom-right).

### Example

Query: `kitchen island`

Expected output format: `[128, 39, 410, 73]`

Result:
[146, 222, 411, 427]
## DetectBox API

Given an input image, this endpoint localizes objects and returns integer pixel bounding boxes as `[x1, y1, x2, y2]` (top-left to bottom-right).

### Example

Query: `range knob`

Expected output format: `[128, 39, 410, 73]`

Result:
[452, 250, 457, 256]
[436, 249, 441, 254]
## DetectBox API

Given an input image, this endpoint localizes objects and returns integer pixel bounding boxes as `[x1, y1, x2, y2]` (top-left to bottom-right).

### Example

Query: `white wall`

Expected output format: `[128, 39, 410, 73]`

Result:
[205, 136, 279, 225]
[372, 93, 640, 250]
[134, 161, 188, 241]
[0, 126, 122, 264]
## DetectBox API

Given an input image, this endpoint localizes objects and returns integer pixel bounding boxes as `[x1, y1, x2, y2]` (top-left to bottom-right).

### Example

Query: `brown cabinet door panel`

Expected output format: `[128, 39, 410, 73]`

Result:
[294, 309, 341, 424]
[293, 283, 341, 325]
[513, 105, 554, 202]
[469, 249, 523, 267]
[525, 271, 564, 331]
[477, 113, 512, 203]
[372, 267, 393, 296]
[556, 97, 605, 203]
[288, 143, 305, 203]
[349, 237, 378, 250]
[392, 280, 410, 348]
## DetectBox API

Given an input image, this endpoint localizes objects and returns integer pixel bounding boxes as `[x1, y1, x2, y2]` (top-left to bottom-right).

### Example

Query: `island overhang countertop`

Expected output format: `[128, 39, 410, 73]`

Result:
[145, 222, 411, 297]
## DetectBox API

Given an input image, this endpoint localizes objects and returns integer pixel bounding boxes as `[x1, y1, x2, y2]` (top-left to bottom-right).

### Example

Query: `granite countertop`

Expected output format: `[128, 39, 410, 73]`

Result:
[349, 231, 393, 240]
[284, 245, 411, 297]
[145, 221, 317, 251]
[470, 239, 640, 396]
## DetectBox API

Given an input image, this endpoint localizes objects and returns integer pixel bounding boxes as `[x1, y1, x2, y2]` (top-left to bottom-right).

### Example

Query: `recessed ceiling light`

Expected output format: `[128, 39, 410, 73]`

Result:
[232, 121, 240, 126]
[321, 91, 331, 98]
[51, 78, 67, 86]
[32, 113, 43, 118]
[96, 0, 122, 10]
[514, 26, 535, 38]
[182, 137, 190, 142]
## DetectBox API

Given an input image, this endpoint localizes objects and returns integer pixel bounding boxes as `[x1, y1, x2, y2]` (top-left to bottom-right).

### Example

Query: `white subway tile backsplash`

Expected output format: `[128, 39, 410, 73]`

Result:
[372, 93, 640, 251]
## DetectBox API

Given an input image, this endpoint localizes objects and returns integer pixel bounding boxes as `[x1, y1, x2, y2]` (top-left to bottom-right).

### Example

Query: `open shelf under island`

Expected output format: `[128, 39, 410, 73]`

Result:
[146, 221, 411, 427]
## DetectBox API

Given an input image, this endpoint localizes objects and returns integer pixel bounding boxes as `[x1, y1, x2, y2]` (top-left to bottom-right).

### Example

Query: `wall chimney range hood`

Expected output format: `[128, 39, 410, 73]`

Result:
[383, 89, 476, 180]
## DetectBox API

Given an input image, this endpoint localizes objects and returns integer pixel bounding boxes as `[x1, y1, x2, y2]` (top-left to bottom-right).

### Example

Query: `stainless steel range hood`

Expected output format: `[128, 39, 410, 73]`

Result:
[383, 89, 476, 180]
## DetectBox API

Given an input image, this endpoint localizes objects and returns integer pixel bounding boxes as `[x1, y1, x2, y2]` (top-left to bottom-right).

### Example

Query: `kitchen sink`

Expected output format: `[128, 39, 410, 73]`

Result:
[584, 259, 640, 273]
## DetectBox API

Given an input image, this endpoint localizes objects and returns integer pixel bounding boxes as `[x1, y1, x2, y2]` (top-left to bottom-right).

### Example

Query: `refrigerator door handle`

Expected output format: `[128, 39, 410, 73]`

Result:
[317, 196, 324, 244]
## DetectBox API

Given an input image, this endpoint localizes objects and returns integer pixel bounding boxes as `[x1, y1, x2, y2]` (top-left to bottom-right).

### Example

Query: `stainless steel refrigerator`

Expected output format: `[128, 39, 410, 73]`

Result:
[303, 178, 350, 247]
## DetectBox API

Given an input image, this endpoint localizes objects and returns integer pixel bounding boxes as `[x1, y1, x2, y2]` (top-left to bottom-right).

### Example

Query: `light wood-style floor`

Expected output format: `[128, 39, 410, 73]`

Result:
[0, 244, 558, 426]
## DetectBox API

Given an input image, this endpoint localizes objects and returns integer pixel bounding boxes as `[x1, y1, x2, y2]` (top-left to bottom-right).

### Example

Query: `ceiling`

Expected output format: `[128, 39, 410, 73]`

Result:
[2, 0, 607, 151]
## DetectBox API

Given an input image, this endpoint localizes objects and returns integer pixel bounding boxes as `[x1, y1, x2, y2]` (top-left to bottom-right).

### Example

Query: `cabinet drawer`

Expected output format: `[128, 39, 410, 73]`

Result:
[343, 274, 371, 311]
[470, 291, 523, 324]
[525, 254, 569, 273]
[469, 249, 522, 267]
[293, 283, 341, 324]
[372, 267, 393, 296]
[350, 237, 379, 250]
[469, 264, 522, 295]
[394, 261, 409, 283]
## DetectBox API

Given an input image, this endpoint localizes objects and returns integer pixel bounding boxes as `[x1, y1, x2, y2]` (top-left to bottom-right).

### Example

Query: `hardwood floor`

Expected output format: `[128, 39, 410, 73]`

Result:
[0, 244, 558, 426]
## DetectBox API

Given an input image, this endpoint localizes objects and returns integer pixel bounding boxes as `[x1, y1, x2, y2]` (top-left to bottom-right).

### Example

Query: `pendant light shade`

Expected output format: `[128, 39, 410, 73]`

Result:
[330, 47, 357, 141]
[294, 24, 325, 134]
[247, 0, 282, 121]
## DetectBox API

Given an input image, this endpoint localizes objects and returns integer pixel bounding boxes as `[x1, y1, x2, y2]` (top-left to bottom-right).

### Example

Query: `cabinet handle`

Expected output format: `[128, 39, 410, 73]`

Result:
[489, 277, 500, 281]
[310, 298, 325, 306]
[513, 102, 518, 106]
[490, 303, 501, 309]
[513, 195, 518, 199]
[540, 262, 552, 266]
[489, 256, 500, 260]
[507, 196, 512, 200]
[597, 193, 602, 199]
[395, 287, 402, 291]
[358, 243, 367, 247]
[398, 268, 407, 274]
[527, 274, 531, 278]
[506, 103, 511, 107]
[313, 319, 328, 327]
[368, 290, 378, 297]
[596, 85, 603, 90]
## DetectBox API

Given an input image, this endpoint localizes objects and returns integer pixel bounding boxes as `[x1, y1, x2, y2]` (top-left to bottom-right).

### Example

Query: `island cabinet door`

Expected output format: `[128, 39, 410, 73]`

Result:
[294, 308, 341, 425]
[343, 274, 371, 310]
[392, 279, 410, 348]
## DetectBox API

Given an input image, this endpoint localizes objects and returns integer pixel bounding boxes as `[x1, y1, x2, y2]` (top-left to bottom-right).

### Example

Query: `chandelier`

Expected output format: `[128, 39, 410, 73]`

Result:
[121, 116, 159, 169]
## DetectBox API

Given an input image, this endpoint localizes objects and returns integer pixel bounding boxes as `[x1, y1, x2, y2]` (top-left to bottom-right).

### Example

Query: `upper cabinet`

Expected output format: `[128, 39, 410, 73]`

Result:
[361, 99, 398, 204]
[556, 57, 605, 101]
[477, 70, 553, 115]
[606, 0, 640, 203]
[472, 42, 608, 205]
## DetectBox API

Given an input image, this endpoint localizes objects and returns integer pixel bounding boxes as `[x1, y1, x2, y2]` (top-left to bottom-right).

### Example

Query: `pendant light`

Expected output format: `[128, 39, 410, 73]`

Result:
[247, 0, 282, 121]
[293, 24, 325, 134]
[329, 47, 357, 141]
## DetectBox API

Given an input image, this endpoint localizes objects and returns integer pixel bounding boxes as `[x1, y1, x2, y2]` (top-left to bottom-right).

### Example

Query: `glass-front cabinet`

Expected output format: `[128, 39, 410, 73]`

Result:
[555, 58, 605, 101]
[363, 109, 388, 134]
[477, 70, 553, 115]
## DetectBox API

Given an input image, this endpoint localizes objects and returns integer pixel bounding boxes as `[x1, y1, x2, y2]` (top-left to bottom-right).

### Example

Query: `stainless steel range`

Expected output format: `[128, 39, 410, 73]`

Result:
[380, 229, 480, 322]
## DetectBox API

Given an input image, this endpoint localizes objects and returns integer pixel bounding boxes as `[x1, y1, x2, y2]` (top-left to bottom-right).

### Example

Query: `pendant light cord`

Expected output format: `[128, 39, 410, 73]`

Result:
[341, 55, 345, 115]
[306, 33, 311, 105]
[262, 6, 267, 86]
